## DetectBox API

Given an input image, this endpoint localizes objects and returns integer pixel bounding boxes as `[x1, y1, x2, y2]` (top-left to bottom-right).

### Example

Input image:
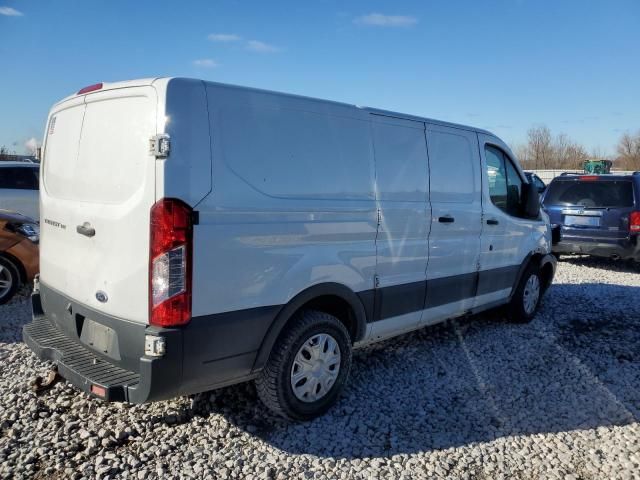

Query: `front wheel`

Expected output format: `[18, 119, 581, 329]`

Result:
[0, 257, 20, 306]
[255, 310, 352, 421]
[508, 263, 542, 323]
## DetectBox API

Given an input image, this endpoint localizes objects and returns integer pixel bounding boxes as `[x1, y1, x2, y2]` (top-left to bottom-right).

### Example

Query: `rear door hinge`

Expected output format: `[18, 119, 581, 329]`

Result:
[149, 134, 170, 158]
[374, 274, 380, 288]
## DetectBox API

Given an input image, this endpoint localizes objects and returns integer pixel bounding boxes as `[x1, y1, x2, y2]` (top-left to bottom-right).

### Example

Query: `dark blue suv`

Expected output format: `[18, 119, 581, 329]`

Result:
[542, 173, 640, 261]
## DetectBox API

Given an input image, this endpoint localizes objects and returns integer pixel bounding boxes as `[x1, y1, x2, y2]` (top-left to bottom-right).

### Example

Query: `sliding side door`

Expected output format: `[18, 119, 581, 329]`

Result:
[421, 124, 482, 326]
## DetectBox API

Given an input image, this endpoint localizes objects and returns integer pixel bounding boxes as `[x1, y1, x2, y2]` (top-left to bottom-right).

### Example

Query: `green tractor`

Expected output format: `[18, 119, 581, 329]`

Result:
[583, 159, 612, 174]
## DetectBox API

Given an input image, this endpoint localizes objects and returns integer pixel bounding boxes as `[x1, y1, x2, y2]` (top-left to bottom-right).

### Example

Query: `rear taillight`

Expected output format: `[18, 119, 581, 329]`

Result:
[149, 198, 193, 327]
[630, 211, 640, 232]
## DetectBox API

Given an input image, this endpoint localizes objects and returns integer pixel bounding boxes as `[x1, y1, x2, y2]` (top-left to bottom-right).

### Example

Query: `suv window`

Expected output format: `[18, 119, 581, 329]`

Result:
[535, 176, 545, 190]
[544, 180, 633, 208]
[0, 167, 39, 190]
[485, 146, 525, 217]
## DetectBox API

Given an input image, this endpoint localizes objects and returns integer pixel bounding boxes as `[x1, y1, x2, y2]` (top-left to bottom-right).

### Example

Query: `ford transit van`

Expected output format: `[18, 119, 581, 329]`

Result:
[24, 78, 556, 420]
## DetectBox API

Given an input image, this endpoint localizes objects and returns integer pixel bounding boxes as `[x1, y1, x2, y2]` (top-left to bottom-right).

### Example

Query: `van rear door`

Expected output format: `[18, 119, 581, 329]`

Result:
[41, 85, 158, 324]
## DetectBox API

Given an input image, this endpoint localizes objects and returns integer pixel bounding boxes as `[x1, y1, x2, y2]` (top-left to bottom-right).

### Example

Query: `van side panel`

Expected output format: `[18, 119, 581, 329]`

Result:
[187, 84, 377, 382]
[161, 78, 212, 206]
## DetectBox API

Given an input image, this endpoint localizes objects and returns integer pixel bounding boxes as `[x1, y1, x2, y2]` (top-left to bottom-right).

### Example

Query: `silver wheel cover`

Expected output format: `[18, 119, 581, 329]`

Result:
[523, 274, 541, 315]
[290, 333, 341, 403]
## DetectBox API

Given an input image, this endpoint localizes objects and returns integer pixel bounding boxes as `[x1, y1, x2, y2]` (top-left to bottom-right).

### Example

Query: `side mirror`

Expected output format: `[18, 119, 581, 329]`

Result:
[522, 183, 540, 218]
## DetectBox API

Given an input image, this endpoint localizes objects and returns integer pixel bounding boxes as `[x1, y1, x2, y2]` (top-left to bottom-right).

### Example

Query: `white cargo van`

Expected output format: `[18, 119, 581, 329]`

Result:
[24, 78, 556, 420]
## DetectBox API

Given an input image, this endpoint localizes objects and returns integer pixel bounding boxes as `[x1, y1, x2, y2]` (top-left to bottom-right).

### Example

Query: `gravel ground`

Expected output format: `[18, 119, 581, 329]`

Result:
[1, 256, 639, 479]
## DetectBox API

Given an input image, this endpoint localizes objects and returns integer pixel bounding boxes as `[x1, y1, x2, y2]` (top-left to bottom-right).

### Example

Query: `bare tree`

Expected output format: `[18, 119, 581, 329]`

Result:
[515, 126, 588, 170]
[564, 143, 589, 170]
[513, 144, 530, 167]
[616, 131, 640, 170]
[0, 146, 15, 162]
[526, 126, 554, 169]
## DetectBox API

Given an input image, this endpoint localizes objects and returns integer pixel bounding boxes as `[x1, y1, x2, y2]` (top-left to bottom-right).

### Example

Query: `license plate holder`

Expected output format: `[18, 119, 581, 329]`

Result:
[79, 318, 121, 359]
[565, 215, 600, 227]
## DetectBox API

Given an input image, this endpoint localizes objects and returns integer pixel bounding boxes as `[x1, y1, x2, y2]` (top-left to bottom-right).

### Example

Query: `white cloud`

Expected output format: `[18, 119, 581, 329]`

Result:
[207, 33, 241, 42]
[246, 40, 280, 53]
[193, 59, 219, 68]
[354, 13, 418, 27]
[24, 137, 39, 154]
[0, 6, 23, 16]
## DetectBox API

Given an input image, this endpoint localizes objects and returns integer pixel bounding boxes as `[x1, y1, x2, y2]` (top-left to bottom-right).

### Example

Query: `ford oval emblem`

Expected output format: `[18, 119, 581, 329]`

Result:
[95, 291, 108, 303]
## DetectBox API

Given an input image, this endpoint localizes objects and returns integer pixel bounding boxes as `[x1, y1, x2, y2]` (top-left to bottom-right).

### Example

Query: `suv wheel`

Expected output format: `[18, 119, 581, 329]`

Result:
[255, 310, 352, 421]
[508, 262, 542, 323]
[0, 257, 20, 305]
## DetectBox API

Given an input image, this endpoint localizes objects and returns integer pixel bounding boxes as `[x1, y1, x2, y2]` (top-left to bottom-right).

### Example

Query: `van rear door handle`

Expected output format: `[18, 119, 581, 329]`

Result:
[438, 216, 455, 223]
[486, 219, 499, 225]
[76, 223, 95, 237]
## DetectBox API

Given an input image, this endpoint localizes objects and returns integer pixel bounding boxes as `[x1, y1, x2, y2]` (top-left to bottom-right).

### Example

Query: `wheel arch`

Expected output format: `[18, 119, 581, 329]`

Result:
[509, 251, 557, 299]
[251, 282, 368, 373]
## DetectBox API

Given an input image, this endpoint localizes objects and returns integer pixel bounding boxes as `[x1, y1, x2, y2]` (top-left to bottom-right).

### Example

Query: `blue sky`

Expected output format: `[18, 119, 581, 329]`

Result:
[1, 0, 638, 155]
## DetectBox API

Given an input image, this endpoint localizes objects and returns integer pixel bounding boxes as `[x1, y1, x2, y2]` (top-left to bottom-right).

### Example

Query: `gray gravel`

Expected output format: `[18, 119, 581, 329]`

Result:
[1, 256, 639, 479]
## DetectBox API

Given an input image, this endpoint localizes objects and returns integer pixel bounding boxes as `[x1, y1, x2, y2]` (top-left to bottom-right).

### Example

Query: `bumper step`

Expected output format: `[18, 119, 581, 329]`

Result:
[23, 315, 140, 401]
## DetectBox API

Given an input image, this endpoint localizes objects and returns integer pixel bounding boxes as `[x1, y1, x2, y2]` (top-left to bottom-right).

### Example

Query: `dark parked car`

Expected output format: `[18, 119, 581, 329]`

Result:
[525, 172, 547, 194]
[542, 173, 640, 261]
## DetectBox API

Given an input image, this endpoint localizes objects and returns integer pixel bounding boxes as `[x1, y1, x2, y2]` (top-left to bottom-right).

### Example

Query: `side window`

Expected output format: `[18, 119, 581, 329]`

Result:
[485, 146, 508, 211]
[485, 146, 525, 217]
[533, 175, 545, 190]
[1, 167, 39, 190]
[505, 157, 523, 217]
[0, 168, 24, 189]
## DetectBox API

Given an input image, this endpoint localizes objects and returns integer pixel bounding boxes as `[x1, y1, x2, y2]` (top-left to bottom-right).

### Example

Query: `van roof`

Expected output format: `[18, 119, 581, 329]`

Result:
[60, 76, 495, 137]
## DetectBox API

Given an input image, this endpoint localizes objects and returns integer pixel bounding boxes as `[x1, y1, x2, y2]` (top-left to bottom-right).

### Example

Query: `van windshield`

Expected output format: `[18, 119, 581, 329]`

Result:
[544, 180, 634, 208]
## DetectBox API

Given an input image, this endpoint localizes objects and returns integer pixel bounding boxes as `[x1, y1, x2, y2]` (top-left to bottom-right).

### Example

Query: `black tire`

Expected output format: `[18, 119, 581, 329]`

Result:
[507, 262, 542, 324]
[0, 256, 20, 305]
[255, 310, 352, 421]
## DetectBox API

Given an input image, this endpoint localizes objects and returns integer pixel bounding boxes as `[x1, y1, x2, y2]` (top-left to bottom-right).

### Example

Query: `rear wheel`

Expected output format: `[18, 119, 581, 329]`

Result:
[508, 262, 542, 323]
[255, 310, 352, 421]
[0, 257, 20, 305]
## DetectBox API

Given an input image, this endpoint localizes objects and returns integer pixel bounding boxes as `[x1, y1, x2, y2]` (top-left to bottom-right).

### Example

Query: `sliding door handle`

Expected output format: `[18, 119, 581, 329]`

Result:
[438, 216, 455, 223]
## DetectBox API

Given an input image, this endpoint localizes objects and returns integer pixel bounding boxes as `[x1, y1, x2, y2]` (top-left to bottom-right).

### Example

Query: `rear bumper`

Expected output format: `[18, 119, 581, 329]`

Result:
[23, 283, 269, 403]
[552, 234, 640, 260]
[23, 290, 183, 403]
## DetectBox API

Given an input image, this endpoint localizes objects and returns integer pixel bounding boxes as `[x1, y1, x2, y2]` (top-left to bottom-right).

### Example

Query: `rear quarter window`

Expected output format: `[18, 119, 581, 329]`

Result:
[544, 180, 634, 208]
